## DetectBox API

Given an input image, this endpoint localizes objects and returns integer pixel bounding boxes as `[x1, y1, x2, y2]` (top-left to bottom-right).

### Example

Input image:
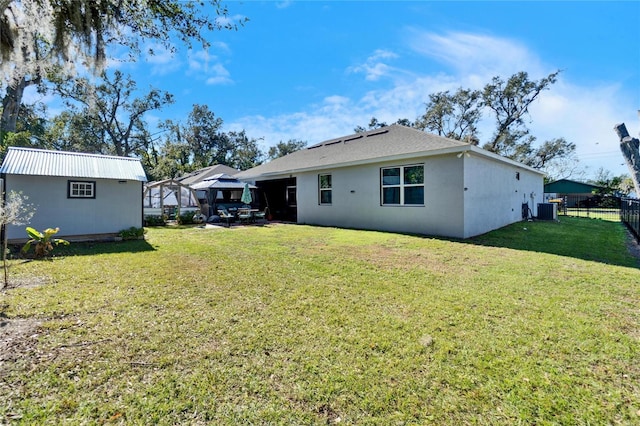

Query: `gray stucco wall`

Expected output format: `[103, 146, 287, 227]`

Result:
[291, 152, 543, 239]
[462, 155, 544, 238]
[296, 154, 466, 238]
[4, 175, 143, 240]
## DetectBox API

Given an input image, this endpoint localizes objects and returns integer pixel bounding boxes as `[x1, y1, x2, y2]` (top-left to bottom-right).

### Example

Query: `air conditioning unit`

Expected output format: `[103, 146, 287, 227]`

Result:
[537, 203, 557, 220]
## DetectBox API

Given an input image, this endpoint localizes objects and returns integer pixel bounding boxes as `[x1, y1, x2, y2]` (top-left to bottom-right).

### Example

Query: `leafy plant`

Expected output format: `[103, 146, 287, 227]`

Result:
[144, 215, 167, 226]
[21, 227, 69, 258]
[176, 211, 207, 225]
[176, 211, 194, 225]
[118, 227, 146, 240]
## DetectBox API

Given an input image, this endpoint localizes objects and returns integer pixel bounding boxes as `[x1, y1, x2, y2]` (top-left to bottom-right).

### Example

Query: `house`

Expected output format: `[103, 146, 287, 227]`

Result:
[0, 147, 147, 242]
[236, 125, 545, 239]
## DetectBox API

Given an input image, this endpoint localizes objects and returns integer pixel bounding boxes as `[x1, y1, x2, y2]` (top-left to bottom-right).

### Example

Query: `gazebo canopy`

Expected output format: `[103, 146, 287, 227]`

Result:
[190, 173, 256, 190]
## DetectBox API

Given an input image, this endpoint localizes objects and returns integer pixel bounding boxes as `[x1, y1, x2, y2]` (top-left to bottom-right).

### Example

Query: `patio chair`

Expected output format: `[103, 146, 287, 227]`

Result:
[237, 208, 252, 224]
[253, 208, 267, 223]
[217, 209, 235, 227]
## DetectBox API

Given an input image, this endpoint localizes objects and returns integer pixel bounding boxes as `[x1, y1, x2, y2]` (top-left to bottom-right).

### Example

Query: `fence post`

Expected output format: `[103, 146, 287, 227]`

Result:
[621, 197, 640, 242]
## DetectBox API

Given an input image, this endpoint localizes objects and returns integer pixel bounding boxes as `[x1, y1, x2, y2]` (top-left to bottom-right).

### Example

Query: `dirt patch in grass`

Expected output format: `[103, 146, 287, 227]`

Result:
[2, 275, 51, 290]
[0, 275, 50, 374]
[0, 318, 42, 367]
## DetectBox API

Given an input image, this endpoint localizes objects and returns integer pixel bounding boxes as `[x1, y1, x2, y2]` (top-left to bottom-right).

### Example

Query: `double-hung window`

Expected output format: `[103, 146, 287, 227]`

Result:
[319, 174, 332, 205]
[68, 180, 96, 199]
[381, 164, 424, 205]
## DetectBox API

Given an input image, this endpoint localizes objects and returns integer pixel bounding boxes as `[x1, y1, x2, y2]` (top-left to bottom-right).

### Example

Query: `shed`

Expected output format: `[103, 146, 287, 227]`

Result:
[544, 179, 602, 195]
[0, 147, 147, 242]
[236, 125, 545, 239]
[543, 179, 604, 207]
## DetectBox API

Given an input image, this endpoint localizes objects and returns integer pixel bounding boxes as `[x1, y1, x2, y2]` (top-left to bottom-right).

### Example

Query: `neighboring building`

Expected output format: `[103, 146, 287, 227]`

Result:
[176, 164, 239, 187]
[543, 179, 604, 207]
[236, 125, 545, 239]
[0, 147, 147, 242]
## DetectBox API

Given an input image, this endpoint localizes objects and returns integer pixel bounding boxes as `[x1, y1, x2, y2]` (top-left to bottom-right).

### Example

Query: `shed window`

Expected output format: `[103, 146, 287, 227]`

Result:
[381, 164, 424, 205]
[319, 174, 332, 205]
[68, 180, 95, 199]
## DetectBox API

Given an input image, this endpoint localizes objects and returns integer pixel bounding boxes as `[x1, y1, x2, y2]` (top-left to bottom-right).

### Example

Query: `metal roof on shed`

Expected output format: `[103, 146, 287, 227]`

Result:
[544, 179, 601, 194]
[0, 147, 147, 181]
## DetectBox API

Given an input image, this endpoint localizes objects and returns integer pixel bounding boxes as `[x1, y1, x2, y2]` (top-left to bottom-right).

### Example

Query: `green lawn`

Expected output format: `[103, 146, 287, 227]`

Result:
[1, 217, 639, 424]
[563, 208, 621, 222]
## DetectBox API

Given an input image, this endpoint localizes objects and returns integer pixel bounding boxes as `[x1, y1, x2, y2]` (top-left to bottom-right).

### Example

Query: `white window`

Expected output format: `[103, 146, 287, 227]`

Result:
[319, 174, 332, 205]
[68, 181, 95, 199]
[381, 164, 424, 205]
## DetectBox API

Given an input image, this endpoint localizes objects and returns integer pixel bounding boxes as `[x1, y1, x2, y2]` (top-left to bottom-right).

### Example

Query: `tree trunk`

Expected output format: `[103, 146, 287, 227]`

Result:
[1, 74, 28, 133]
[2, 226, 8, 290]
[614, 123, 640, 197]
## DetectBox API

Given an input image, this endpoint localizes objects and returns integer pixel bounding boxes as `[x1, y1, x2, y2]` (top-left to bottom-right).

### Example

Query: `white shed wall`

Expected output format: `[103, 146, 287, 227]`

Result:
[296, 155, 466, 238]
[462, 155, 544, 238]
[4, 175, 143, 240]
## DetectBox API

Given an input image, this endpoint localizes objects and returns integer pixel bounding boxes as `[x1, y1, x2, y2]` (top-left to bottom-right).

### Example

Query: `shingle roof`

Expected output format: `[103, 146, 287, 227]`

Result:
[0, 147, 147, 181]
[236, 125, 471, 179]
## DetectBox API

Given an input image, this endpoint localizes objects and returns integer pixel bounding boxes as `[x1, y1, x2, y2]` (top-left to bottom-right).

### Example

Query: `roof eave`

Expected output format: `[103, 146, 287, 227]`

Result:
[238, 146, 473, 180]
[239, 145, 545, 180]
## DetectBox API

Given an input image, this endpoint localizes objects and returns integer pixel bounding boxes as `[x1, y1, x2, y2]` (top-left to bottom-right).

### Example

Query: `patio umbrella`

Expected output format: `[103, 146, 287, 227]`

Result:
[241, 182, 253, 206]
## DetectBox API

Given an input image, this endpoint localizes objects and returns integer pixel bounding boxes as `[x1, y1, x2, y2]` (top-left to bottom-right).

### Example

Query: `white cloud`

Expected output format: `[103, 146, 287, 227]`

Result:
[276, 1, 293, 9]
[528, 77, 638, 178]
[215, 14, 248, 28]
[229, 30, 636, 178]
[205, 64, 232, 85]
[407, 29, 544, 79]
[187, 49, 233, 85]
[210, 41, 231, 54]
[142, 43, 181, 76]
[348, 49, 401, 81]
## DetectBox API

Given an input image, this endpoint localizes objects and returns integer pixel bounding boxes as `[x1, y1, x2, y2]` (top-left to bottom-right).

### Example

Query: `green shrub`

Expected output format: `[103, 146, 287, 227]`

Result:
[177, 211, 195, 225]
[177, 211, 207, 225]
[144, 215, 166, 226]
[118, 227, 146, 240]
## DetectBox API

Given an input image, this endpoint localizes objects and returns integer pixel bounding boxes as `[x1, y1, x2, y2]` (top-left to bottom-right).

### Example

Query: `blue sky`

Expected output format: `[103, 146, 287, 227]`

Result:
[60, 1, 640, 178]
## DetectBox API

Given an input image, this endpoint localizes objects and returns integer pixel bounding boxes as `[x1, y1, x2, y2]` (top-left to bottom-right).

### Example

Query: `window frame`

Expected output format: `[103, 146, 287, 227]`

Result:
[68, 180, 96, 199]
[380, 164, 424, 206]
[318, 173, 332, 205]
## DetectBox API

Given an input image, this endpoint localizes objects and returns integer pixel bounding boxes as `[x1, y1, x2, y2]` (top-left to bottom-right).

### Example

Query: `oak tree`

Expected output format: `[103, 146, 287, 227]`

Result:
[51, 70, 174, 157]
[1, 0, 243, 133]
